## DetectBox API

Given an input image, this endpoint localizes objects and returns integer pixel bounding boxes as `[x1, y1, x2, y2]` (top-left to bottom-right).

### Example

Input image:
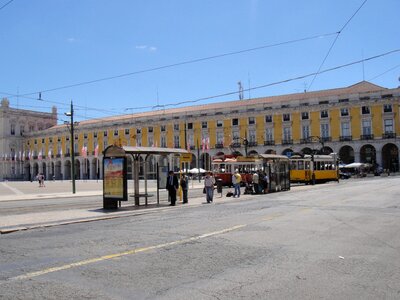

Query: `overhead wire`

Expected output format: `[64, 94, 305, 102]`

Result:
[368, 63, 400, 81]
[101, 48, 400, 117]
[2, 32, 338, 99]
[0, 0, 14, 11]
[3, 48, 399, 122]
[307, 0, 368, 91]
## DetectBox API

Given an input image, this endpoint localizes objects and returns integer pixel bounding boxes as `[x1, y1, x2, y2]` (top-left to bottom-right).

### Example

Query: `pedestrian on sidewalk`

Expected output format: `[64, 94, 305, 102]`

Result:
[263, 173, 269, 193]
[180, 174, 188, 204]
[166, 171, 179, 206]
[232, 170, 241, 197]
[252, 171, 259, 194]
[38, 173, 45, 187]
[204, 172, 215, 203]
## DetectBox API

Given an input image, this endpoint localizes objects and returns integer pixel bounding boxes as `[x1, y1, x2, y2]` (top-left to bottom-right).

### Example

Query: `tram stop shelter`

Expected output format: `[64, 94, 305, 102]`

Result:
[102, 145, 189, 209]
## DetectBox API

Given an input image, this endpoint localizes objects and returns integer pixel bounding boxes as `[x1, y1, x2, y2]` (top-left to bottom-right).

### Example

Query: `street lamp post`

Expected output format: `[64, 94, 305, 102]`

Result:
[65, 101, 76, 194]
[308, 136, 325, 185]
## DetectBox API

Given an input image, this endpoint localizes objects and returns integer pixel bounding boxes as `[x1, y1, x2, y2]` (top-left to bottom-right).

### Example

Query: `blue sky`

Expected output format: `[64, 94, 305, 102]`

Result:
[1, 0, 399, 122]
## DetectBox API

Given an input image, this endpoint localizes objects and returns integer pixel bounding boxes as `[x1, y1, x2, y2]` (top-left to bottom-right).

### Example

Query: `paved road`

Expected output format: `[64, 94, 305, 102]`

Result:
[0, 176, 399, 299]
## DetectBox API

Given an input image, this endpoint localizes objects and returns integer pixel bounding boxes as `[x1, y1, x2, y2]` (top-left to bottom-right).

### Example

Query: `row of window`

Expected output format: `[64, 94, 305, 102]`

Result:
[28, 116, 397, 156]
[9, 123, 54, 136]
[30, 119, 397, 156]
[29, 116, 396, 147]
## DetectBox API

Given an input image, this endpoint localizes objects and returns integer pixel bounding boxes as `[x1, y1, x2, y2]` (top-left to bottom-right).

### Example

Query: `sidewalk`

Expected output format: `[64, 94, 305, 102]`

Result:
[0, 179, 205, 202]
[0, 181, 255, 235]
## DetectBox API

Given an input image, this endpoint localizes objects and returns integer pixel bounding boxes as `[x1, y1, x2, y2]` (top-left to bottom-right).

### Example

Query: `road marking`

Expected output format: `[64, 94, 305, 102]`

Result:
[0, 182, 24, 195]
[9, 224, 246, 281]
[262, 213, 283, 221]
[299, 207, 312, 213]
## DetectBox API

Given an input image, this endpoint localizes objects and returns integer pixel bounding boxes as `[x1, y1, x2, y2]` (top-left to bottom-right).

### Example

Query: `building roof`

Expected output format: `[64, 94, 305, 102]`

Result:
[52, 81, 389, 130]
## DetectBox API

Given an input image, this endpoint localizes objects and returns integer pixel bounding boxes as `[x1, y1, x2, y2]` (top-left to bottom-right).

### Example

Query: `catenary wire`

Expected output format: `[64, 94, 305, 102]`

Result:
[3, 48, 399, 121]
[0, 0, 14, 11]
[307, 0, 368, 91]
[3, 32, 338, 99]
[118, 49, 400, 115]
[368, 63, 400, 81]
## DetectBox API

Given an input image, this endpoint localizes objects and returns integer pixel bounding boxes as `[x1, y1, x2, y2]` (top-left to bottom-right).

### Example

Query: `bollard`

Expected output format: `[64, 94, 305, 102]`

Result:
[216, 178, 223, 197]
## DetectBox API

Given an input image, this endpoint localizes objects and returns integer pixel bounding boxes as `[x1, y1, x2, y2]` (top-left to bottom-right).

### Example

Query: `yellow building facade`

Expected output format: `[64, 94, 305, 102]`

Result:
[1, 81, 399, 180]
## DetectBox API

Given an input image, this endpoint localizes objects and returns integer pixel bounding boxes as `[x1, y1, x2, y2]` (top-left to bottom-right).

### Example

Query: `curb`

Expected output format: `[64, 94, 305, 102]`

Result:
[0, 198, 212, 235]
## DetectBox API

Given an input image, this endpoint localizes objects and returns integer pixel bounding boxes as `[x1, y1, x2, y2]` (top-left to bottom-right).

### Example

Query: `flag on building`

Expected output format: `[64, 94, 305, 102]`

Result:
[94, 144, 99, 158]
[60, 148, 63, 159]
[38, 151, 42, 161]
[201, 138, 206, 152]
[206, 137, 210, 151]
[48, 150, 52, 160]
[81, 146, 87, 158]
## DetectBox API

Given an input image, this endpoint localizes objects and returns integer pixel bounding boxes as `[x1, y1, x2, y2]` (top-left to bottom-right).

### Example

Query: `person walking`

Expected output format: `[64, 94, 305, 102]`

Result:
[232, 170, 241, 198]
[166, 171, 179, 206]
[180, 174, 188, 204]
[41, 173, 46, 187]
[204, 172, 215, 203]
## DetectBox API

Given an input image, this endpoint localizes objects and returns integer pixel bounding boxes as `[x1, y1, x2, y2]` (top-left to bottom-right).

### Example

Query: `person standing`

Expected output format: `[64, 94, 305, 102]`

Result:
[252, 171, 259, 194]
[263, 172, 270, 194]
[204, 172, 215, 203]
[166, 171, 179, 206]
[180, 174, 188, 204]
[232, 170, 241, 198]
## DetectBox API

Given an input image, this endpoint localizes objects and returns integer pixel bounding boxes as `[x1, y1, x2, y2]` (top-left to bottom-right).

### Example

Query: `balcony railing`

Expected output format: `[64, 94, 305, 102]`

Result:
[339, 135, 352, 141]
[248, 141, 258, 147]
[282, 139, 293, 145]
[360, 134, 374, 140]
[264, 140, 275, 146]
[215, 143, 224, 149]
[382, 132, 396, 139]
[320, 136, 331, 142]
[300, 138, 309, 144]
[231, 142, 241, 148]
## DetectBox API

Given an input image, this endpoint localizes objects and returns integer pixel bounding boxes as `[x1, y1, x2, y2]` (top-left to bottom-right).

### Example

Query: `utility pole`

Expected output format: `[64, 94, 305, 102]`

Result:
[65, 101, 76, 194]
[184, 121, 189, 176]
[197, 138, 200, 182]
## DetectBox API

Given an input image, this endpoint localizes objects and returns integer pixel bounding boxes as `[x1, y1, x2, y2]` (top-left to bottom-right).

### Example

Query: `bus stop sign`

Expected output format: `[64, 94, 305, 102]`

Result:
[180, 153, 192, 163]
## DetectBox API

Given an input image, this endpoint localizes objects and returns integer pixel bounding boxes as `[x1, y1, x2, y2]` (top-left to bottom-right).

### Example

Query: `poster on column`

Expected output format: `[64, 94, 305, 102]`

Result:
[103, 157, 127, 200]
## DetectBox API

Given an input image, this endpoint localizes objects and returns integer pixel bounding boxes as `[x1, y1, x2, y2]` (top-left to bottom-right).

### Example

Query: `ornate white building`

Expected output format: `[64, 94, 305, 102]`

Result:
[0, 98, 57, 180]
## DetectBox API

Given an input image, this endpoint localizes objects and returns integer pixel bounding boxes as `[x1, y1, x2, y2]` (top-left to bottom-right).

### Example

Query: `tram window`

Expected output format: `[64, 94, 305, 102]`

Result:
[298, 161, 304, 170]
[305, 161, 310, 169]
[290, 161, 297, 170]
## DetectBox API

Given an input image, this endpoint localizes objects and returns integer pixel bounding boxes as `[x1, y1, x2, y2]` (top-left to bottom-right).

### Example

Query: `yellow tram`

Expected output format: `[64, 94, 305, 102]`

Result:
[290, 153, 339, 184]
